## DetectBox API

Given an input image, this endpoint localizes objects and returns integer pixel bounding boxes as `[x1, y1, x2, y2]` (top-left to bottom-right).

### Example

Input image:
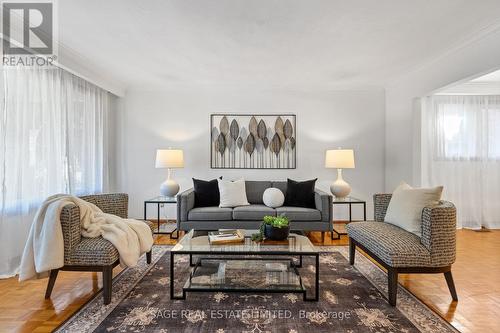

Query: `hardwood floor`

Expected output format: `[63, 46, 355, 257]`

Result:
[0, 227, 498, 333]
[398, 229, 500, 333]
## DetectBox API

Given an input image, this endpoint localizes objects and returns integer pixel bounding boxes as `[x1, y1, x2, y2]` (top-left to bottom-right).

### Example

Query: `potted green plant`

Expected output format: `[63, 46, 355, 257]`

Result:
[252, 215, 290, 242]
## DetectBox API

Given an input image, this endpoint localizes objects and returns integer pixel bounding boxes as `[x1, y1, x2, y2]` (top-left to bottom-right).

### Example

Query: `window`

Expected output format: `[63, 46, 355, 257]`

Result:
[0, 67, 109, 213]
[432, 95, 500, 161]
[0, 67, 111, 278]
[422, 94, 500, 230]
[488, 108, 500, 159]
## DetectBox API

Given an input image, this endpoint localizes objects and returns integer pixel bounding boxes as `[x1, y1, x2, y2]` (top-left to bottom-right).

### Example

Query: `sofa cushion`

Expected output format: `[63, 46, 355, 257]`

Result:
[233, 204, 276, 220]
[384, 182, 443, 238]
[218, 178, 250, 208]
[346, 221, 432, 267]
[276, 206, 321, 221]
[284, 178, 317, 208]
[245, 181, 272, 204]
[188, 207, 233, 221]
[193, 178, 220, 207]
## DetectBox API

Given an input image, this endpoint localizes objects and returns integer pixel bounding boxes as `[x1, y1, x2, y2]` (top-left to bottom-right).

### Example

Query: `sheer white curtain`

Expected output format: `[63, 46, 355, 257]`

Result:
[422, 95, 500, 229]
[0, 67, 110, 278]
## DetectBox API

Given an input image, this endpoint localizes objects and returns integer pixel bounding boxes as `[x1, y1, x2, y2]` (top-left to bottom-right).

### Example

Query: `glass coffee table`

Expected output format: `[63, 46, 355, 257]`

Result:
[170, 230, 319, 301]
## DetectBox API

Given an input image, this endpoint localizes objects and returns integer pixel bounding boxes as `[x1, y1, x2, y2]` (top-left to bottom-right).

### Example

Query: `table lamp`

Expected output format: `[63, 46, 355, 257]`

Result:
[155, 149, 184, 197]
[325, 148, 355, 198]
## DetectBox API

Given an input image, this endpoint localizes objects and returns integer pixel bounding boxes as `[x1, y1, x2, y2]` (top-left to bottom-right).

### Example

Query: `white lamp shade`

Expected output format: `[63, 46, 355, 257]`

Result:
[155, 149, 184, 168]
[325, 149, 355, 169]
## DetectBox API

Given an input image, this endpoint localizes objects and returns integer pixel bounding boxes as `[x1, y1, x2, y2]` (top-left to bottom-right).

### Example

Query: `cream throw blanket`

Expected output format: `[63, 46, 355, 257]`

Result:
[19, 194, 154, 281]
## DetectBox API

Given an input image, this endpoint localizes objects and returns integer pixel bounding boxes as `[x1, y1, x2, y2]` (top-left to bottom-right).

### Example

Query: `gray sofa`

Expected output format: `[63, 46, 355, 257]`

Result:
[177, 181, 333, 235]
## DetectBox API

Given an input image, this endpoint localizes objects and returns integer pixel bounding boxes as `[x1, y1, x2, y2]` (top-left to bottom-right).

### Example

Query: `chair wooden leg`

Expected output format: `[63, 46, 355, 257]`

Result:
[146, 250, 152, 264]
[44, 269, 59, 299]
[444, 271, 458, 301]
[102, 266, 113, 305]
[388, 268, 398, 306]
[321, 232, 325, 244]
[349, 238, 355, 265]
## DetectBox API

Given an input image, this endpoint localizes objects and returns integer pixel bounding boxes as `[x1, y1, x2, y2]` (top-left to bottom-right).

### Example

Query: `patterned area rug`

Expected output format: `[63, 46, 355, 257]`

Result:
[55, 246, 457, 333]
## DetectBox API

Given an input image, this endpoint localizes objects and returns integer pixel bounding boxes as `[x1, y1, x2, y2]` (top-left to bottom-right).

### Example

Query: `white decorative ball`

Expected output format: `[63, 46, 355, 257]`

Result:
[263, 188, 285, 208]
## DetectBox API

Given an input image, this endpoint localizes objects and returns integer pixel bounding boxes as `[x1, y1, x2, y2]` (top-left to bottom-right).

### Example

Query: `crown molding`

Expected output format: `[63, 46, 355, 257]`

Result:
[436, 81, 500, 95]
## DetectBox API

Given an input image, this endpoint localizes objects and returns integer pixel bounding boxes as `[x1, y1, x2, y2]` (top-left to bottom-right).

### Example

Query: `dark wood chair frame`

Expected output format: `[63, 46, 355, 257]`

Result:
[45, 251, 151, 305]
[349, 237, 458, 306]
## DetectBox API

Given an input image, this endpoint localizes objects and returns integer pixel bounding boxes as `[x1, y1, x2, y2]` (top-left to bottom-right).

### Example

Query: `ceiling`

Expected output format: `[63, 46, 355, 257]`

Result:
[58, 0, 500, 92]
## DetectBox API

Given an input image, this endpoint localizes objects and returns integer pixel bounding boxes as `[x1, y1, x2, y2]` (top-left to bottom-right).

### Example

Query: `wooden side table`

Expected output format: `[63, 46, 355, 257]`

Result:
[144, 196, 178, 238]
[331, 197, 366, 240]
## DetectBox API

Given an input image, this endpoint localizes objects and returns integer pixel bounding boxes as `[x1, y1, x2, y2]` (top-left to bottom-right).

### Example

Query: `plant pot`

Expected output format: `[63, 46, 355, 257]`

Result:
[264, 224, 290, 241]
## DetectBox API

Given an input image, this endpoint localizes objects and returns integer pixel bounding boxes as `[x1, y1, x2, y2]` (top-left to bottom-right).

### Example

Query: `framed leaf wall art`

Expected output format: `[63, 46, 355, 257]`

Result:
[210, 114, 296, 169]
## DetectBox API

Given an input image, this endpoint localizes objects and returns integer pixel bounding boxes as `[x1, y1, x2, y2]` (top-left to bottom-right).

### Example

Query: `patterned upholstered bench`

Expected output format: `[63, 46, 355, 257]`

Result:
[44, 193, 154, 305]
[346, 194, 458, 306]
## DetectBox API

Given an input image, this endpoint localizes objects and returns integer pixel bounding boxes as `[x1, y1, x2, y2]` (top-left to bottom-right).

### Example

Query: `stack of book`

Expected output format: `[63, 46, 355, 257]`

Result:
[208, 229, 245, 244]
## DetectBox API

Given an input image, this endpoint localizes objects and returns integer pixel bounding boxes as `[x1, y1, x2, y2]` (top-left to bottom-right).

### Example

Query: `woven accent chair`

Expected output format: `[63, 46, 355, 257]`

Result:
[44, 193, 154, 305]
[346, 194, 458, 306]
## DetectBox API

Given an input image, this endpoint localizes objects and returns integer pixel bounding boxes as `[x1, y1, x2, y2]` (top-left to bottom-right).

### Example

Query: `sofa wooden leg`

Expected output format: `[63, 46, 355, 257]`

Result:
[44, 269, 59, 299]
[388, 268, 398, 306]
[146, 250, 152, 264]
[444, 271, 458, 301]
[349, 238, 355, 265]
[321, 232, 325, 244]
[103, 266, 113, 305]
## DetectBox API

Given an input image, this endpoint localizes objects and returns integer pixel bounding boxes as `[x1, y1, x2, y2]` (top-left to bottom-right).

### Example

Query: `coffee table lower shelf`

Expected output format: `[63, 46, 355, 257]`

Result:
[170, 253, 319, 302]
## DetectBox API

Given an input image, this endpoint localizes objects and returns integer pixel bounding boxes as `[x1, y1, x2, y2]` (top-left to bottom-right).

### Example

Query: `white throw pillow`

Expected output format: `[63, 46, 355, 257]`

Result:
[384, 182, 443, 237]
[217, 178, 250, 208]
[262, 188, 285, 208]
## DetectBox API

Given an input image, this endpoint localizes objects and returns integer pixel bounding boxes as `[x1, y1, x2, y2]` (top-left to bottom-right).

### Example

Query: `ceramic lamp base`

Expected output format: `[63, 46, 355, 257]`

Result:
[330, 169, 351, 199]
[160, 179, 180, 197]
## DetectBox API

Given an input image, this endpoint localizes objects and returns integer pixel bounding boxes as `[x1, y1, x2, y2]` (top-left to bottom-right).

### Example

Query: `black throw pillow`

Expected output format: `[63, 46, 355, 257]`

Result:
[284, 178, 317, 208]
[192, 178, 221, 207]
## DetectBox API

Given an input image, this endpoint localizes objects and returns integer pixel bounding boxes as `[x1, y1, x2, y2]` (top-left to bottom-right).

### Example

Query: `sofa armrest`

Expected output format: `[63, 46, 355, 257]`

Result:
[177, 188, 195, 225]
[79, 193, 129, 218]
[60, 204, 82, 264]
[421, 200, 457, 266]
[315, 188, 333, 222]
[373, 193, 392, 222]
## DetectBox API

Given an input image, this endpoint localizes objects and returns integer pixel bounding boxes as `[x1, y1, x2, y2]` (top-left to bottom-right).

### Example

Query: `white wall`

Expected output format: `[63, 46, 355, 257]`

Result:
[384, 28, 500, 190]
[106, 94, 123, 192]
[116, 87, 386, 220]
